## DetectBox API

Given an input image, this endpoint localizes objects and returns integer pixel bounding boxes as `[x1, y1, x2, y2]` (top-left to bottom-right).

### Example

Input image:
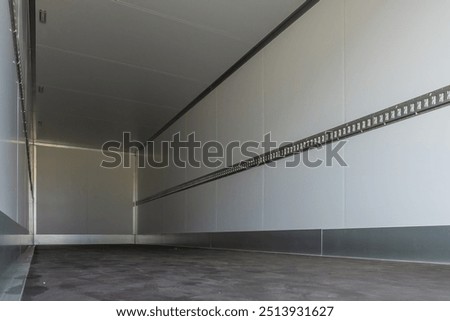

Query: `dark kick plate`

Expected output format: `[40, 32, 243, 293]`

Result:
[139, 230, 322, 255]
[139, 225, 450, 264]
[323, 225, 450, 263]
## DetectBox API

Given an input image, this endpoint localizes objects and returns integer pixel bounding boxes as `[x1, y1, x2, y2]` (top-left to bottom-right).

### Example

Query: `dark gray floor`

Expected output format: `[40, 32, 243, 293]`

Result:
[22, 245, 450, 301]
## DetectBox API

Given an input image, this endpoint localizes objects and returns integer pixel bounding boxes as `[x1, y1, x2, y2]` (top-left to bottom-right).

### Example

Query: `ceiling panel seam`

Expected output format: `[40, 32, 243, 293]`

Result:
[34, 109, 162, 130]
[36, 44, 207, 85]
[111, 0, 252, 45]
[39, 85, 181, 111]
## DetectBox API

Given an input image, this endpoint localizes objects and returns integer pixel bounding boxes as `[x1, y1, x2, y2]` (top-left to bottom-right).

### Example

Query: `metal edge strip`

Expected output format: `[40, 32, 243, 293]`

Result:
[137, 84, 450, 205]
[34, 235, 135, 245]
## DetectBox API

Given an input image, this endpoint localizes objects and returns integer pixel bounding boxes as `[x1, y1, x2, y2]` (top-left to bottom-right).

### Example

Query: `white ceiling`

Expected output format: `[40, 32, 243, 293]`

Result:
[35, 0, 306, 148]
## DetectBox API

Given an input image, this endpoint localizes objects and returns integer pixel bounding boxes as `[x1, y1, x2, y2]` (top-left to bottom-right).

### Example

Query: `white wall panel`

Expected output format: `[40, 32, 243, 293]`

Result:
[344, 0, 450, 120]
[264, 146, 345, 230]
[138, 199, 164, 234]
[163, 192, 186, 233]
[137, 138, 167, 199]
[185, 91, 217, 180]
[344, 107, 450, 228]
[37, 146, 134, 234]
[160, 119, 187, 189]
[137, 166, 165, 200]
[37, 147, 88, 234]
[186, 181, 217, 232]
[343, 0, 450, 228]
[217, 168, 263, 232]
[86, 151, 134, 234]
[217, 54, 264, 166]
[263, 0, 345, 144]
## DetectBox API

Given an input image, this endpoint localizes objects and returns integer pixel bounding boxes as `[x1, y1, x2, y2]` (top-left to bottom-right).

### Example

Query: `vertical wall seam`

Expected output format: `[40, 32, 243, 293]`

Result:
[214, 90, 219, 232]
[342, 0, 347, 229]
[261, 52, 266, 230]
[320, 229, 323, 256]
[85, 154, 89, 234]
[183, 116, 188, 233]
[133, 152, 138, 243]
[183, 190, 187, 233]
[32, 143, 37, 240]
[16, 85, 20, 223]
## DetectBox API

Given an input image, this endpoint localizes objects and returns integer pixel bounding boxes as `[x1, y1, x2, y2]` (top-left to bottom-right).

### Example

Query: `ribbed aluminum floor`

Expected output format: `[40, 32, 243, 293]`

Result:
[22, 245, 450, 301]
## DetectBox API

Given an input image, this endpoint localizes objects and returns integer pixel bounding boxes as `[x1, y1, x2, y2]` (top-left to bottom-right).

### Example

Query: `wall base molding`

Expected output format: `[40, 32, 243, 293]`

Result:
[35, 235, 135, 245]
[137, 226, 450, 264]
[31, 227, 450, 264]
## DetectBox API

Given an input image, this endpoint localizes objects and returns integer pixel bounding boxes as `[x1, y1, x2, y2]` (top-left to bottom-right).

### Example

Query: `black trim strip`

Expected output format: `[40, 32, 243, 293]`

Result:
[136, 84, 450, 206]
[8, 0, 34, 196]
[142, 0, 320, 146]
